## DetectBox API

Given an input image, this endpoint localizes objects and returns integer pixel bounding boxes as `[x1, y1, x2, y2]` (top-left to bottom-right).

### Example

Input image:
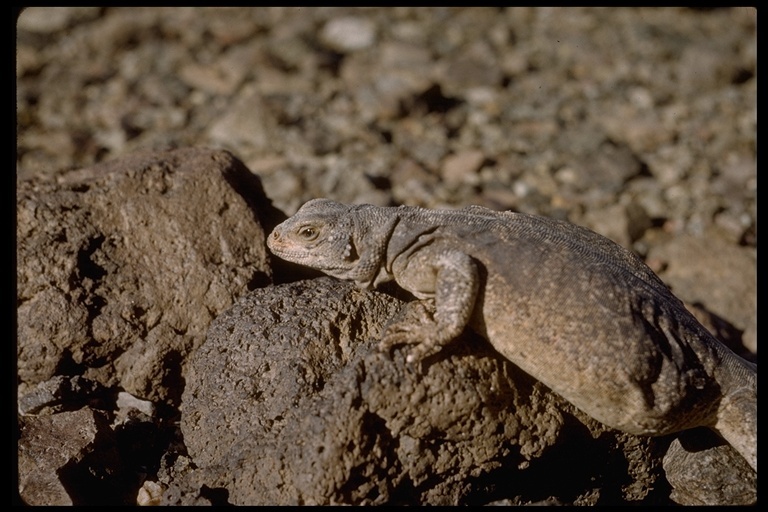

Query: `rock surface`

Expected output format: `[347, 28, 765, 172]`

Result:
[16, 7, 755, 506]
[662, 431, 757, 505]
[18, 408, 107, 506]
[17, 147, 274, 405]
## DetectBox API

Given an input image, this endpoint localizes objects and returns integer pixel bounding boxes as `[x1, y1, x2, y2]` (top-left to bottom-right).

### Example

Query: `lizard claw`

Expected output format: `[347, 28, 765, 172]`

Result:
[378, 323, 442, 364]
[405, 343, 439, 364]
[377, 326, 416, 355]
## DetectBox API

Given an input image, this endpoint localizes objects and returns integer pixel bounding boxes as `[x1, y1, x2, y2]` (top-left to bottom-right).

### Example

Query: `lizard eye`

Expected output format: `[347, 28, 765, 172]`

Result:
[297, 226, 319, 241]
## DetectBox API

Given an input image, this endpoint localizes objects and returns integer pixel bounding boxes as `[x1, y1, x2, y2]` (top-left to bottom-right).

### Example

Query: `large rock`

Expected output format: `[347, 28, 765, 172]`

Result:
[16, 147, 274, 405]
[174, 277, 669, 505]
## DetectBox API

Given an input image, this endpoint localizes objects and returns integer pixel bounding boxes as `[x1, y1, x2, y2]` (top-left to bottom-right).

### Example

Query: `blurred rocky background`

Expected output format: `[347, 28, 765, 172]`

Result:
[16, 7, 755, 505]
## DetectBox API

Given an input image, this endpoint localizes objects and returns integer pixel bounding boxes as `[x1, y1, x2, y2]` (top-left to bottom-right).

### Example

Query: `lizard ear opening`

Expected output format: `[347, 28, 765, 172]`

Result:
[342, 235, 359, 262]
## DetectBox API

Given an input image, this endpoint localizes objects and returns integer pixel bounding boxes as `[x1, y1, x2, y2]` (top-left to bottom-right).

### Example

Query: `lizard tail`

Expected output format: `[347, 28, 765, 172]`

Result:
[712, 358, 757, 472]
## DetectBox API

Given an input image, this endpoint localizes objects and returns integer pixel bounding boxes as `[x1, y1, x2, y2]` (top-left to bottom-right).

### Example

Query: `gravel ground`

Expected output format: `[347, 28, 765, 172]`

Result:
[16, 7, 756, 505]
[17, 8, 756, 238]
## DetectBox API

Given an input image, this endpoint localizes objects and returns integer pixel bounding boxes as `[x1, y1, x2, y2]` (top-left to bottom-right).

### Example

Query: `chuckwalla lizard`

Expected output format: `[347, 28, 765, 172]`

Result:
[267, 198, 757, 472]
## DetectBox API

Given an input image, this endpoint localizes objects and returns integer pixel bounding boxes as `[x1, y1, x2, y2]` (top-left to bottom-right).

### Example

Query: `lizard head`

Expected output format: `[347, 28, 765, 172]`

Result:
[267, 198, 397, 288]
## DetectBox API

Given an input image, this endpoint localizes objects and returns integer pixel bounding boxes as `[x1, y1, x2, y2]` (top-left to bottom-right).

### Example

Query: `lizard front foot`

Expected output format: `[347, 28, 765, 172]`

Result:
[378, 301, 448, 363]
[379, 325, 443, 363]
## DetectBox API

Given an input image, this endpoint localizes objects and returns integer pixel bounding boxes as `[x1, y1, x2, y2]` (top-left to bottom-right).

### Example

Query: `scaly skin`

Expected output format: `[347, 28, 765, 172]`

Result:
[267, 198, 757, 472]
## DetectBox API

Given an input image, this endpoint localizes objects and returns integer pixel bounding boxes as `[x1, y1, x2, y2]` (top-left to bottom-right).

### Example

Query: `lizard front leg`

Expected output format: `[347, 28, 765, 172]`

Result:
[379, 249, 480, 363]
